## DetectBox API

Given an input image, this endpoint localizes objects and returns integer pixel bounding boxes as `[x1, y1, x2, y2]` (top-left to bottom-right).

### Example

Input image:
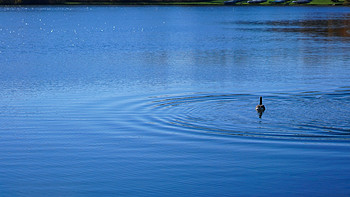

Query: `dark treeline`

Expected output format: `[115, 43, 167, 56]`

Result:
[0, 0, 63, 4]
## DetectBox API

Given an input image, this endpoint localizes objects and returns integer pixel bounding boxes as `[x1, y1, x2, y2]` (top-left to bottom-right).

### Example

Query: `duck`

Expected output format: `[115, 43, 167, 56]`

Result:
[255, 96, 265, 113]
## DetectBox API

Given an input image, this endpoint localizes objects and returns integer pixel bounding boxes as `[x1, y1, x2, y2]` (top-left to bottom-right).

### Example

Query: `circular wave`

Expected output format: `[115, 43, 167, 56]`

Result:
[90, 90, 350, 141]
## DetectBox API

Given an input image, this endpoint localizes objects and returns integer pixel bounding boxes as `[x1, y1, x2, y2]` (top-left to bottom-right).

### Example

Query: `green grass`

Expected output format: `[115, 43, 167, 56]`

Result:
[221, 0, 345, 5]
[63, 0, 346, 5]
[307, 0, 343, 5]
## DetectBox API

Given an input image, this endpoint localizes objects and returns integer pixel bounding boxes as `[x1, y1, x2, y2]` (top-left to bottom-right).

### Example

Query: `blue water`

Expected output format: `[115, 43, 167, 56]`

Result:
[1, 6, 350, 196]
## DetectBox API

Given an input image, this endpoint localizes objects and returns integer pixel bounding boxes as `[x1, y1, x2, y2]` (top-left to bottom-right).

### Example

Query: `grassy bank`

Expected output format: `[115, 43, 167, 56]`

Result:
[224, 0, 346, 6]
[60, 0, 349, 5]
[0, 0, 348, 5]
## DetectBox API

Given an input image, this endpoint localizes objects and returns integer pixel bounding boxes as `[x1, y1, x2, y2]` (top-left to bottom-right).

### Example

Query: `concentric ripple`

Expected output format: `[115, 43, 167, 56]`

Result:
[88, 89, 350, 141]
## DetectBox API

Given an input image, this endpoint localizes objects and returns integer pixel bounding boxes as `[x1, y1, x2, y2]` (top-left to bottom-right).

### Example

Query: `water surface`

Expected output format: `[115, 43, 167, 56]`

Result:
[1, 6, 350, 196]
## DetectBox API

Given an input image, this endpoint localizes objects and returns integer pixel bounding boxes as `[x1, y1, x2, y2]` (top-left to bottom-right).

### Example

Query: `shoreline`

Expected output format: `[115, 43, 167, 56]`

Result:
[0, 0, 349, 6]
[0, 3, 348, 6]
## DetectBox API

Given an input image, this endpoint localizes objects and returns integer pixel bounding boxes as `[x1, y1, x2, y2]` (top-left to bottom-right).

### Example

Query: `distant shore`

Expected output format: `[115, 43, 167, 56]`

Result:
[0, 0, 349, 5]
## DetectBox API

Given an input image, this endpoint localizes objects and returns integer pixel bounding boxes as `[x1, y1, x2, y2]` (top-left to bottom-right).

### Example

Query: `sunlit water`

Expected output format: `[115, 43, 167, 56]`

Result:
[1, 6, 350, 196]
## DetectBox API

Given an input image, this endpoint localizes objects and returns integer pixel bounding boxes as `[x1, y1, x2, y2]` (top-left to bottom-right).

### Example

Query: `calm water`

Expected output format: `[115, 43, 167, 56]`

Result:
[1, 6, 350, 196]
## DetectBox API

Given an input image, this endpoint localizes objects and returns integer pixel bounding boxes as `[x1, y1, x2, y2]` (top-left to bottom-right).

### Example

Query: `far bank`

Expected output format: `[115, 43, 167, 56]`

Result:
[0, 0, 349, 5]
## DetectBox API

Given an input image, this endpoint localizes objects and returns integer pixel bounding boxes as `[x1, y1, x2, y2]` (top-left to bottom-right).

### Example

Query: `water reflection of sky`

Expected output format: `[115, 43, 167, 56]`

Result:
[1, 6, 349, 96]
[1, 7, 350, 196]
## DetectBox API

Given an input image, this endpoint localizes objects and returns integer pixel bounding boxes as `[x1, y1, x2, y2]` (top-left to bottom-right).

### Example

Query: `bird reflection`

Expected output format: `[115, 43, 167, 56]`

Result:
[255, 96, 265, 118]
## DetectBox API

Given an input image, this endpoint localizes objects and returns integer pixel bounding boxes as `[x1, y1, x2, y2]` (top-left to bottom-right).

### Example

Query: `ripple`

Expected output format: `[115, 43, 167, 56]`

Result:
[85, 90, 350, 141]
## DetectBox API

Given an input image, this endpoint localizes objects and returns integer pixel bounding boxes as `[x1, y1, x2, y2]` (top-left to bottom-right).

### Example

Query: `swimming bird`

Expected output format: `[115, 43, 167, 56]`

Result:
[255, 96, 265, 113]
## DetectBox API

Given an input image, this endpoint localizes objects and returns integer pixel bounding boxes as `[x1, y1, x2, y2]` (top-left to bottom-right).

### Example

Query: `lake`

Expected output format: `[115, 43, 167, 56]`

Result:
[0, 5, 350, 196]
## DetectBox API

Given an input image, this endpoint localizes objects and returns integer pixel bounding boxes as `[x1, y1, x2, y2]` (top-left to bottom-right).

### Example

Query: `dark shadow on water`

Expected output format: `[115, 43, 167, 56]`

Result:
[225, 15, 350, 38]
